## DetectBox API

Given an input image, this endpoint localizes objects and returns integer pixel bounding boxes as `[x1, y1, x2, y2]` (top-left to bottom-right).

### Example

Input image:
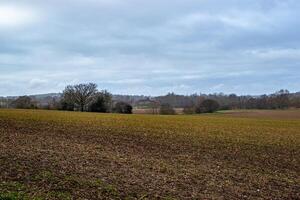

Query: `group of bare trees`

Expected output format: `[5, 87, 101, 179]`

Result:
[2, 85, 299, 114]
[245, 90, 290, 109]
[154, 90, 299, 111]
[138, 90, 298, 115]
[10, 96, 37, 109]
[5, 83, 132, 114]
[60, 83, 132, 113]
[160, 99, 220, 115]
[62, 83, 98, 112]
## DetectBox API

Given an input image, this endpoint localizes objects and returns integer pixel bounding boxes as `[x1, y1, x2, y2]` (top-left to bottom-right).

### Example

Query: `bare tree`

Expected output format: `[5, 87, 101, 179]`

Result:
[88, 90, 113, 113]
[62, 83, 98, 112]
[11, 96, 36, 109]
[149, 100, 160, 114]
[275, 89, 290, 109]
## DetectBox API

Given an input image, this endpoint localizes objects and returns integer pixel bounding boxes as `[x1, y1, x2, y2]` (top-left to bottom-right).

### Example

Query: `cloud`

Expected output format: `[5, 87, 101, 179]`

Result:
[29, 78, 49, 89]
[0, 5, 38, 28]
[211, 84, 225, 91]
[0, 0, 300, 96]
[247, 48, 300, 60]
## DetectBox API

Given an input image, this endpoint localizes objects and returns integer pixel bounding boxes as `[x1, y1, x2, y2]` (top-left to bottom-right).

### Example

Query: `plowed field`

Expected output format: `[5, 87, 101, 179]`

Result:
[0, 109, 299, 199]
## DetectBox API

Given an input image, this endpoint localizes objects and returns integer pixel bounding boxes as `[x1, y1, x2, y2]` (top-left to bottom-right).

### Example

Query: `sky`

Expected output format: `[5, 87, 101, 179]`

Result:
[0, 0, 300, 96]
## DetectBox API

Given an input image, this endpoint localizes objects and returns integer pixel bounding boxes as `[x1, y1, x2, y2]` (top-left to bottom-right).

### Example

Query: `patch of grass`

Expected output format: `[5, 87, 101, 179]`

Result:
[0, 182, 26, 200]
[0, 182, 25, 192]
[46, 191, 71, 200]
[93, 180, 120, 197]
[33, 171, 55, 181]
[0, 192, 24, 200]
[0, 182, 44, 200]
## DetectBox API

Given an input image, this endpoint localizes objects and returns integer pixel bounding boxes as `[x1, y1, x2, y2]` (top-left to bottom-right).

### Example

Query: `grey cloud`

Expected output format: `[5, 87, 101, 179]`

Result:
[0, 0, 299, 96]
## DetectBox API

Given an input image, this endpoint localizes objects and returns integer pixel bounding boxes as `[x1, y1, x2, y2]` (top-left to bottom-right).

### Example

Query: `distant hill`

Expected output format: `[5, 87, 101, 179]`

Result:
[30, 93, 61, 100]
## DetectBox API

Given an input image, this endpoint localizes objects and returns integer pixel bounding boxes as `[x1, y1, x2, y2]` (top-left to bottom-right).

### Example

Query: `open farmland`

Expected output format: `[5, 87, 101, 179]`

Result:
[0, 109, 299, 199]
[218, 109, 300, 120]
[133, 108, 184, 115]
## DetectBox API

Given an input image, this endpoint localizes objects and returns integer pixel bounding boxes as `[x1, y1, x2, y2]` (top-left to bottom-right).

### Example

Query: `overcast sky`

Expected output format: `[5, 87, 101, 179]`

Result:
[0, 0, 299, 96]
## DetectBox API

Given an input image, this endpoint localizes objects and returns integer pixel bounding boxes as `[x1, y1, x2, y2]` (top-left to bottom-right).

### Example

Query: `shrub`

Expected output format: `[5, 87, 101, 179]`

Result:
[159, 103, 176, 115]
[196, 99, 219, 113]
[113, 102, 132, 114]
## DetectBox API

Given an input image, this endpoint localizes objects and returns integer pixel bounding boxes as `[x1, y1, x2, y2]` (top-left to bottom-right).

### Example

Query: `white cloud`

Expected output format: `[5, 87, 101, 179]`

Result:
[247, 48, 300, 59]
[173, 11, 270, 30]
[0, 5, 38, 28]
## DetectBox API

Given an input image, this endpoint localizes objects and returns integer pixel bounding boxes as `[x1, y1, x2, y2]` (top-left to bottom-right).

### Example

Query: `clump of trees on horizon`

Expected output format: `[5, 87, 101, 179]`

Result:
[4, 83, 133, 114]
[196, 99, 220, 113]
[59, 83, 132, 114]
[10, 96, 37, 109]
[1, 83, 299, 115]
[61, 83, 98, 112]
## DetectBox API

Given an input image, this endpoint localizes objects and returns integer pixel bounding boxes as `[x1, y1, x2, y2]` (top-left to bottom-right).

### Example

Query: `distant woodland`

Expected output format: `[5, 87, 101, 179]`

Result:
[0, 83, 299, 114]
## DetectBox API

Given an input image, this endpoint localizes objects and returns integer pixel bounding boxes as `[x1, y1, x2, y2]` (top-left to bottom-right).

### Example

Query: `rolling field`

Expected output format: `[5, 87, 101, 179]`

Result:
[0, 109, 299, 199]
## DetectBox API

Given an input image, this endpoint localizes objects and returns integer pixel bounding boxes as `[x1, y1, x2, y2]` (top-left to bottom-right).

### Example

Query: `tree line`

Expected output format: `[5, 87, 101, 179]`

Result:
[5, 83, 133, 114]
[1, 83, 299, 115]
[155, 89, 299, 111]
